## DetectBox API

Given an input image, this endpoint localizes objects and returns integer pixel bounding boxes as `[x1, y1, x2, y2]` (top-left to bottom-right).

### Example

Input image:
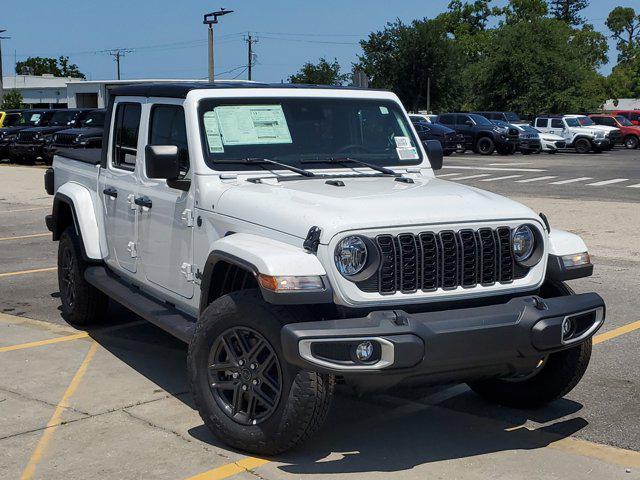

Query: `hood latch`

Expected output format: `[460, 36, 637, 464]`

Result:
[303, 226, 322, 254]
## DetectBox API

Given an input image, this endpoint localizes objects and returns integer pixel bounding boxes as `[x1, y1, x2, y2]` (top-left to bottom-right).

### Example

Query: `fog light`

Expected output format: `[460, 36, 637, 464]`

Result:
[561, 252, 590, 268]
[355, 341, 374, 362]
[562, 317, 575, 340]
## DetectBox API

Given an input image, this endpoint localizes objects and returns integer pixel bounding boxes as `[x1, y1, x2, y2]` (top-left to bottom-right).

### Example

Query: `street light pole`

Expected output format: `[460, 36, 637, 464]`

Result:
[203, 8, 233, 83]
[0, 29, 11, 107]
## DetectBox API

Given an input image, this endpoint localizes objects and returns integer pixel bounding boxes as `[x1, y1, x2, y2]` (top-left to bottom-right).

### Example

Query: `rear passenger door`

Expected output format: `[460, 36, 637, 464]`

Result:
[137, 101, 194, 299]
[455, 114, 474, 146]
[550, 118, 565, 138]
[100, 101, 142, 274]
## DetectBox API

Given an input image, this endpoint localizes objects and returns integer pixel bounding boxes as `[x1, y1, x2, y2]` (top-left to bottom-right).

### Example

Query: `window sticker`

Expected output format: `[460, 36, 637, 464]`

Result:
[203, 111, 224, 153]
[396, 146, 419, 160]
[394, 136, 411, 148]
[214, 105, 292, 146]
[379, 106, 389, 114]
[30, 113, 42, 123]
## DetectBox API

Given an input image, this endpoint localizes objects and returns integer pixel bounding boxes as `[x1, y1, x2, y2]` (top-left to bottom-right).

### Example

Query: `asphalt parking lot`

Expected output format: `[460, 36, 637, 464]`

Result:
[1, 151, 639, 479]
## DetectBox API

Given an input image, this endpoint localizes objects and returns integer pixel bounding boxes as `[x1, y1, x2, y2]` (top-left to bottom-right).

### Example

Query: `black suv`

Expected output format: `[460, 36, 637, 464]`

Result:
[410, 116, 462, 156]
[472, 111, 523, 123]
[44, 109, 106, 163]
[1, 110, 55, 161]
[437, 113, 519, 155]
[12, 109, 92, 164]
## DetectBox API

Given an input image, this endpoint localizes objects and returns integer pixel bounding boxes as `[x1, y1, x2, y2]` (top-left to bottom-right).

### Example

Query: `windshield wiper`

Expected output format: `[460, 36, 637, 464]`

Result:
[217, 157, 315, 177]
[301, 157, 398, 176]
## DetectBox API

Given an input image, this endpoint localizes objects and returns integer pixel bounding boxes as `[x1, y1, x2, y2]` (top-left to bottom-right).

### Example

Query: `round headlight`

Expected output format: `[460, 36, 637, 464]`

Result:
[334, 236, 368, 277]
[512, 225, 535, 262]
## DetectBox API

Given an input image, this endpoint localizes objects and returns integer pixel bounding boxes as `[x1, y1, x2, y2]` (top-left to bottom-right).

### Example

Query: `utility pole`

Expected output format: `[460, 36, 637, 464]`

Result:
[105, 48, 133, 80]
[203, 8, 233, 83]
[426, 76, 431, 113]
[0, 29, 10, 107]
[245, 34, 258, 81]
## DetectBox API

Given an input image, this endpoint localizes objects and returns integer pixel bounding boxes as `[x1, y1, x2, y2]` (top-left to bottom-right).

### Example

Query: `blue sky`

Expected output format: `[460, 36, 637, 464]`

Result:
[2, 1, 636, 82]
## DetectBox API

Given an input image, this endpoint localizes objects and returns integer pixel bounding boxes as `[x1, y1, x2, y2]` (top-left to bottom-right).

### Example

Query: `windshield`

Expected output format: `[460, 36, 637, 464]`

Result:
[20, 111, 46, 126]
[616, 115, 633, 126]
[4, 113, 21, 127]
[504, 112, 520, 122]
[576, 116, 595, 126]
[49, 110, 78, 126]
[518, 125, 538, 134]
[491, 120, 510, 128]
[469, 114, 493, 126]
[565, 118, 580, 127]
[199, 97, 422, 171]
[81, 111, 105, 127]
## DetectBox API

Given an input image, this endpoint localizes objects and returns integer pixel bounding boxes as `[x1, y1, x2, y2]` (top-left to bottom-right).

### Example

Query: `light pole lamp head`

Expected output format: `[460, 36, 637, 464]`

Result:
[203, 8, 234, 25]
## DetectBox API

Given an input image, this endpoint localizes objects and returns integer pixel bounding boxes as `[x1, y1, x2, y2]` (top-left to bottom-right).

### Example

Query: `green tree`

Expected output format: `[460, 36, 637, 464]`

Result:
[289, 58, 348, 86]
[548, 0, 589, 26]
[1, 89, 23, 109]
[357, 18, 463, 112]
[606, 6, 640, 63]
[15, 56, 85, 78]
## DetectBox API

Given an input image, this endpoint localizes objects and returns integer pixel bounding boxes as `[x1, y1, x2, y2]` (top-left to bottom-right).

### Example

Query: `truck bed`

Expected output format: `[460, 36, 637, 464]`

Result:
[52, 149, 101, 196]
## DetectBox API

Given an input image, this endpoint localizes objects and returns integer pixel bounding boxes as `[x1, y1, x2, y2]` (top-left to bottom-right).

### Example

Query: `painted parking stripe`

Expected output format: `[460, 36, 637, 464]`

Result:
[488, 162, 532, 166]
[443, 165, 545, 172]
[515, 176, 557, 183]
[0, 267, 57, 278]
[0, 333, 90, 353]
[0, 206, 48, 214]
[454, 174, 492, 180]
[0, 232, 49, 242]
[593, 319, 640, 345]
[436, 173, 463, 177]
[480, 175, 523, 182]
[587, 178, 628, 186]
[184, 457, 270, 480]
[549, 177, 593, 185]
[626, 183, 640, 188]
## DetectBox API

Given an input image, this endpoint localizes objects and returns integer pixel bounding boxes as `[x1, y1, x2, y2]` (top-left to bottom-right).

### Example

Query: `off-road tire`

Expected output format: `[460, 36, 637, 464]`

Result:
[624, 135, 639, 149]
[476, 137, 495, 155]
[57, 226, 108, 325]
[467, 339, 592, 408]
[188, 289, 334, 455]
[574, 138, 592, 154]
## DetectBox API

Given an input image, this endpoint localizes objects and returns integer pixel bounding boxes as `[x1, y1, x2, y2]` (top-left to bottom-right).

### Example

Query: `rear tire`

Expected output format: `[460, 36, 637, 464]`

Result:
[468, 340, 592, 408]
[624, 135, 639, 149]
[188, 290, 334, 455]
[476, 137, 495, 155]
[574, 138, 591, 154]
[57, 227, 108, 326]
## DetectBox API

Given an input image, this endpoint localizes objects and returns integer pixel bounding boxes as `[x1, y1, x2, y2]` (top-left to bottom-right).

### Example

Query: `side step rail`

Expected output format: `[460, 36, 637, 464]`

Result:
[85, 266, 196, 343]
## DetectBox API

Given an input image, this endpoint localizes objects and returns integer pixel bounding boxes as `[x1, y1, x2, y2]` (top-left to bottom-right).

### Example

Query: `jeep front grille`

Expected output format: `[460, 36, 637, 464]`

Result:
[54, 133, 77, 146]
[17, 131, 36, 143]
[357, 227, 528, 295]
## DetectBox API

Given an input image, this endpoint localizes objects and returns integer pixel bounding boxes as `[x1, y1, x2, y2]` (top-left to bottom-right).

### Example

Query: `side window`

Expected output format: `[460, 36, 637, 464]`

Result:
[631, 113, 640, 122]
[112, 103, 141, 170]
[149, 105, 190, 178]
[457, 114, 471, 125]
[438, 114, 454, 125]
[551, 119, 563, 128]
[535, 118, 548, 128]
[600, 117, 615, 126]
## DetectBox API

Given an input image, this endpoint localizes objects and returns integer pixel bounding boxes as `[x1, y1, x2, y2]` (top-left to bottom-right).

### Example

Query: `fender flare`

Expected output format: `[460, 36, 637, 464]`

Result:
[52, 183, 102, 260]
[198, 233, 332, 311]
[546, 229, 592, 281]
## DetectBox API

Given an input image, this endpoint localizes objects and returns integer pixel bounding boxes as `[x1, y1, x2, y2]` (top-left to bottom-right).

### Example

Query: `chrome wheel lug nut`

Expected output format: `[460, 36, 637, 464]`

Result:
[252, 379, 258, 385]
[239, 360, 245, 366]
[232, 372, 239, 379]
[241, 384, 248, 391]
[250, 363, 256, 370]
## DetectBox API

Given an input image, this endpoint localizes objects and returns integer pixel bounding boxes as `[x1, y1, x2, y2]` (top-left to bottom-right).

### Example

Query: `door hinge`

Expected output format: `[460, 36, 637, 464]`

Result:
[181, 262, 195, 282]
[181, 209, 194, 227]
[127, 241, 138, 258]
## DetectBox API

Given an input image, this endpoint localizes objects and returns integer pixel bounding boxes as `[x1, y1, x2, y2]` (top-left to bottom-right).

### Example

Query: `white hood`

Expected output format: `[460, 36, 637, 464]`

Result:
[215, 175, 539, 243]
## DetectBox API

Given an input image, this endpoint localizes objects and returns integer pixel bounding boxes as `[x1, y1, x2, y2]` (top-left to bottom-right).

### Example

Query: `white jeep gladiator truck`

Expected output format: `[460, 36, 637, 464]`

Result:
[45, 82, 605, 455]
[534, 115, 610, 153]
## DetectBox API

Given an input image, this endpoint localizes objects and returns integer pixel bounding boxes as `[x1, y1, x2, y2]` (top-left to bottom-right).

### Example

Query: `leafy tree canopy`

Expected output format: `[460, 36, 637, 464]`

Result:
[15, 56, 85, 79]
[548, 0, 588, 26]
[288, 58, 348, 86]
[1, 90, 23, 109]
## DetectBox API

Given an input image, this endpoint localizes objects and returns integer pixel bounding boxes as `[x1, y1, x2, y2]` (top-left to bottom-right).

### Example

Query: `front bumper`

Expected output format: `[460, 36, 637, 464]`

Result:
[519, 139, 542, 152]
[282, 293, 604, 387]
[12, 142, 45, 159]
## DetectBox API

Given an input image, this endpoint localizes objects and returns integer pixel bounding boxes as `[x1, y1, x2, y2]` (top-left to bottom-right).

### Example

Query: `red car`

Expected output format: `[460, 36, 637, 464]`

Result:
[611, 110, 640, 126]
[590, 114, 640, 149]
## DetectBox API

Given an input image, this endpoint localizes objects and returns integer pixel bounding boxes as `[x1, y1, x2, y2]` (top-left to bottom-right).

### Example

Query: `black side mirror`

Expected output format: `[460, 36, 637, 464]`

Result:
[145, 145, 180, 180]
[464, 120, 474, 126]
[424, 139, 443, 170]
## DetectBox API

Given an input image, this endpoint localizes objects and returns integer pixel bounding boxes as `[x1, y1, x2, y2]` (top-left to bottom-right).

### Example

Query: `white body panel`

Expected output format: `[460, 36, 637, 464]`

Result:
[548, 229, 588, 256]
[56, 181, 103, 260]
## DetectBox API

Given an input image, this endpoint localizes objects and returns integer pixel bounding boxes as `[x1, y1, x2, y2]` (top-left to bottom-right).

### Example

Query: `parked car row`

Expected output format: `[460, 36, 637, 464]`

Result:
[410, 109, 640, 156]
[0, 108, 105, 165]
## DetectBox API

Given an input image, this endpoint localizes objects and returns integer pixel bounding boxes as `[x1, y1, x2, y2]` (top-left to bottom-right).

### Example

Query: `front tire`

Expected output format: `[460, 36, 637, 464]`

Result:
[57, 227, 108, 325]
[467, 340, 592, 408]
[188, 290, 334, 455]
[574, 138, 591, 154]
[476, 137, 495, 155]
[624, 135, 639, 149]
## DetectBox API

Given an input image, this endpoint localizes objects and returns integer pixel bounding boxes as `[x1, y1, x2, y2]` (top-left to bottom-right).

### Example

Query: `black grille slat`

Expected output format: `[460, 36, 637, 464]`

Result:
[360, 227, 526, 295]
[17, 131, 36, 143]
[55, 133, 77, 145]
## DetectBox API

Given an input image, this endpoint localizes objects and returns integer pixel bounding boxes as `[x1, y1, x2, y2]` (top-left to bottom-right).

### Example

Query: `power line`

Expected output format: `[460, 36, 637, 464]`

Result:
[101, 48, 133, 80]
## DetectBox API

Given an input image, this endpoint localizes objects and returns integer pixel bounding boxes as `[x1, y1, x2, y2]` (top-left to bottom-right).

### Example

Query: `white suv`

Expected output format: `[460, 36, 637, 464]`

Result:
[534, 116, 610, 153]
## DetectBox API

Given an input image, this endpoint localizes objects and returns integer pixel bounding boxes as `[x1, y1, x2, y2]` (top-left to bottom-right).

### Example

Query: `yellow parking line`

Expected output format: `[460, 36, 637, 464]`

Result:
[184, 457, 270, 480]
[593, 319, 640, 345]
[0, 332, 90, 353]
[0, 232, 49, 241]
[20, 342, 98, 480]
[0, 266, 57, 278]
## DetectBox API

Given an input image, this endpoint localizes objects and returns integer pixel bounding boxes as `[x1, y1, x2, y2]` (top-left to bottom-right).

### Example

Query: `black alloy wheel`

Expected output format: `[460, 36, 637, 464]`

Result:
[208, 326, 282, 426]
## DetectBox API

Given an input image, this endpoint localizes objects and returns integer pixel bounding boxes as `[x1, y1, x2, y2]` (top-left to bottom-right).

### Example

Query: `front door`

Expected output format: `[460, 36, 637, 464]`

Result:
[456, 114, 474, 147]
[100, 101, 142, 274]
[137, 101, 194, 299]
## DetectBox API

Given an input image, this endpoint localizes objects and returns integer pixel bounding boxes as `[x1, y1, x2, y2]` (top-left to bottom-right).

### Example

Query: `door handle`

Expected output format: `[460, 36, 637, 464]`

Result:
[103, 187, 118, 198]
[134, 196, 152, 209]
